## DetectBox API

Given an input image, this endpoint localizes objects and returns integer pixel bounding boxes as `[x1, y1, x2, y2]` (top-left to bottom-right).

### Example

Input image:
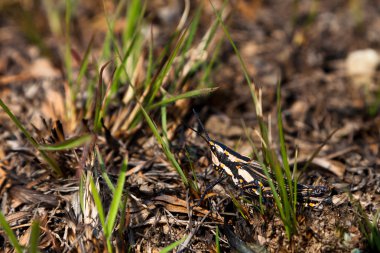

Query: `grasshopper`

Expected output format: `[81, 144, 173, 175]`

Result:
[192, 110, 330, 208]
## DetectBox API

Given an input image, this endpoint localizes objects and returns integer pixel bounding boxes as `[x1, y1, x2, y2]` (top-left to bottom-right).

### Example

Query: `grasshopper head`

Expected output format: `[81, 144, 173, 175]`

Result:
[191, 110, 223, 168]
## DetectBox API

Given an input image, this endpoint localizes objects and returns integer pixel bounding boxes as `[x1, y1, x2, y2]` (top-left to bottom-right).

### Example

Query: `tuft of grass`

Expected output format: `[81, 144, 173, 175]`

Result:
[211, 0, 298, 238]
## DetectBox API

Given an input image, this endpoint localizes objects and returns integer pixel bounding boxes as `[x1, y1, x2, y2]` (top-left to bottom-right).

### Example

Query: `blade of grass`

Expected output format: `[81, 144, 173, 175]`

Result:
[159, 237, 186, 253]
[0, 211, 23, 253]
[144, 27, 154, 88]
[64, 0, 73, 88]
[89, 173, 112, 252]
[94, 61, 112, 132]
[122, 0, 142, 46]
[75, 35, 95, 86]
[110, 26, 141, 93]
[89, 175, 106, 229]
[147, 28, 188, 106]
[201, 38, 222, 87]
[101, 0, 125, 59]
[230, 193, 249, 220]
[79, 175, 85, 214]
[216, 226, 221, 253]
[138, 103, 188, 186]
[160, 103, 168, 145]
[277, 82, 293, 197]
[292, 148, 299, 211]
[38, 134, 92, 151]
[95, 147, 115, 193]
[147, 87, 218, 110]
[117, 194, 128, 239]
[28, 220, 40, 253]
[106, 157, 128, 237]
[209, 0, 260, 115]
[0, 99, 62, 176]
[184, 147, 199, 194]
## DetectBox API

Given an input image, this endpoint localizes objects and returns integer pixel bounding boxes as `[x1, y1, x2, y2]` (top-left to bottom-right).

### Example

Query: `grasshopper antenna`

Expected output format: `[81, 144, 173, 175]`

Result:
[192, 109, 211, 142]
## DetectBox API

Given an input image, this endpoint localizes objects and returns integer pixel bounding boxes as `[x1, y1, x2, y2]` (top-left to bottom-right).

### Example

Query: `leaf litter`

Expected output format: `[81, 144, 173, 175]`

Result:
[0, 0, 379, 252]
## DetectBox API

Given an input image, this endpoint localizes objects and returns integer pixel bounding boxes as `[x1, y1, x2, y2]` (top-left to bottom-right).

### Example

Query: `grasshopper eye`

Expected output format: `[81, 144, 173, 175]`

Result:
[211, 146, 216, 152]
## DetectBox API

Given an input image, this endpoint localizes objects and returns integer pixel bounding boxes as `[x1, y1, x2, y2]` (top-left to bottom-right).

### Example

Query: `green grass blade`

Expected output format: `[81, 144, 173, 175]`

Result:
[0, 99, 62, 176]
[201, 38, 222, 87]
[147, 28, 188, 106]
[231, 194, 248, 220]
[147, 87, 218, 110]
[138, 104, 188, 186]
[101, 1, 125, 59]
[89, 175, 106, 229]
[64, 0, 73, 88]
[144, 31, 154, 88]
[79, 175, 85, 214]
[38, 134, 92, 151]
[277, 82, 292, 191]
[122, 0, 142, 45]
[95, 147, 115, 193]
[292, 148, 299, 211]
[106, 28, 139, 98]
[216, 226, 221, 253]
[75, 35, 95, 86]
[160, 104, 168, 144]
[117, 194, 128, 238]
[28, 220, 40, 253]
[106, 157, 128, 237]
[159, 237, 186, 253]
[209, 0, 259, 114]
[0, 211, 23, 253]
[184, 147, 199, 193]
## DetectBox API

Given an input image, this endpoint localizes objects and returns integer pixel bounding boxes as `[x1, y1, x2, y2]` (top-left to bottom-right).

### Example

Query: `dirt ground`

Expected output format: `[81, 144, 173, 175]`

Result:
[1, 0, 379, 252]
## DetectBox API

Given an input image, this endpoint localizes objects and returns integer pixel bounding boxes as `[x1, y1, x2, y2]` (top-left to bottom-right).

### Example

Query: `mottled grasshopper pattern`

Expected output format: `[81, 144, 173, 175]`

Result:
[192, 110, 331, 208]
